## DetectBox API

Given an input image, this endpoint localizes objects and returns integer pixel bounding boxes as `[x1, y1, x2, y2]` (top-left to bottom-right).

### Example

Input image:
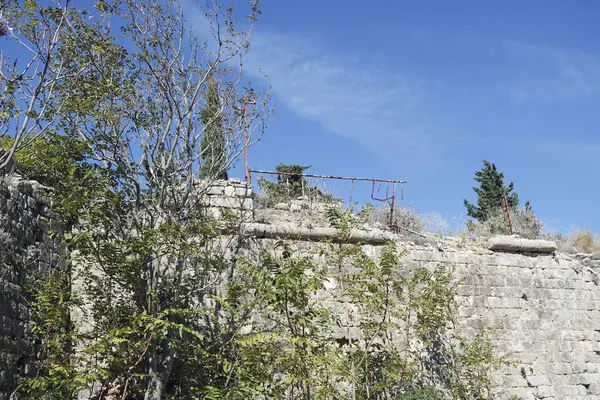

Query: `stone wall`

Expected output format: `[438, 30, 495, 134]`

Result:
[233, 188, 600, 400]
[177, 186, 600, 399]
[2, 177, 600, 399]
[409, 242, 600, 400]
[243, 235, 600, 400]
[197, 178, 253, 220]
[0, 175, 60, 400]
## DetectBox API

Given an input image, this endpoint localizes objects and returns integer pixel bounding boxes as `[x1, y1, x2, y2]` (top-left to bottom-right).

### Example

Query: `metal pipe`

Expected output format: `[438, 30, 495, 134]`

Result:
[248, 169, 407, 184]
[243, 100, 256, 183]
[389, 182, 397, 227]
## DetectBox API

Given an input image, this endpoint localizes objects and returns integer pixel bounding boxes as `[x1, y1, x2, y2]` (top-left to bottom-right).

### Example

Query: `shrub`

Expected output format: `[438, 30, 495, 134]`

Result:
[570, 230, 600, 253]
[468, 206, 542, 239]
[420, 212, 454, 236]
[368, 204, 424, 232]
[397, 387, 446, 400]
[256, 163, 335, 207]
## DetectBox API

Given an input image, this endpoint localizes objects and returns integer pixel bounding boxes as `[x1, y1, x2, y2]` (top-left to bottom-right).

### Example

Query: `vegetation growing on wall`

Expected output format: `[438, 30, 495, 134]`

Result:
[17, 217, 509, 400]
[257, 163, 335, 206]
[323, 206, 508, 399]
[464, 160, 520, 223]
[464, 160, 542, 239]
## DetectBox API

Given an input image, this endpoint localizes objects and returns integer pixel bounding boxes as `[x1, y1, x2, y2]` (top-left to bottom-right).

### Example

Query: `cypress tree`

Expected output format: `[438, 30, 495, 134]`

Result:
[199, 75, 228, 180]
[464, 160, 519, 222]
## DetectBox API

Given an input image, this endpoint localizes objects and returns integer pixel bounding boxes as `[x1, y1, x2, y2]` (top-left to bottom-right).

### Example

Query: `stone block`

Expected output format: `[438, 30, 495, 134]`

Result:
[535, 385, 556, 398]
[223, 185, 236, 197]
[207, 185, 225, 196]
[290, 203, 303, 212]
[527, 374, 550, 386]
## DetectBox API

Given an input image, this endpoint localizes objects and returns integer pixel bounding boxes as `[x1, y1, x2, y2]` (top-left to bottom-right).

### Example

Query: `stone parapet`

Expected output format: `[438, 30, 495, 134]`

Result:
[196, 179, 253, 221]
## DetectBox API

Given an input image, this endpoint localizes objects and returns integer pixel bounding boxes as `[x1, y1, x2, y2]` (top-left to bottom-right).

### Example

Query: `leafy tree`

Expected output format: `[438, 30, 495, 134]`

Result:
[5, 0, 269, 398]
[199, 75, 228, 180]
[0, 134, 104, 225]
[0, 0, 82, 170]
[464, 160, 519, 222]
[324, 206, 508, 399]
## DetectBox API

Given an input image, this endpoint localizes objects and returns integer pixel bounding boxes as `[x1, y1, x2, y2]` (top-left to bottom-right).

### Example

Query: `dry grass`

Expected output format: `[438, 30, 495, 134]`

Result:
[367, 204, 424, 232]
[466, 207, 542, 239]
[552, 230, 600, 254]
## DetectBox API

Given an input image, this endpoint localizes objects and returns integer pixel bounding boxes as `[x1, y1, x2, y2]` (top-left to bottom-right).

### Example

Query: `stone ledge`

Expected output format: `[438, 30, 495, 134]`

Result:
[228, 222, 398, 244]
[488, 236, 557, 254]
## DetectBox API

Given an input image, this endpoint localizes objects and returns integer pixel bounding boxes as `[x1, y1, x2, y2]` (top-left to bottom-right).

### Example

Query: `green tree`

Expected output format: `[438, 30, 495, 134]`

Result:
[199, 75, 228, 180]
[5, 0, 269, 398]
[464, 160, 519, 222]
[4, 1, 509, 398]
[0, 0, 79, 170]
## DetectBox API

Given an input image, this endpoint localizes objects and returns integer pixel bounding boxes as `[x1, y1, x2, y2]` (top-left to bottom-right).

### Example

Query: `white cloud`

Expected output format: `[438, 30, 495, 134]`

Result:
[500, 41, 600, 103]
[243, 29, 437, 163]
[185, 5, 600, 168]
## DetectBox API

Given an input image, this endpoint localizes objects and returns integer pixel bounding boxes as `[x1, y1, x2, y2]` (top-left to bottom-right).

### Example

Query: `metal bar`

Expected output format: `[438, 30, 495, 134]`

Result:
[248, 169, 407, 184]
[243, 103, 249, 183]
[389, 182, 397, 227]
[501, 196, 513, 234]
[392, 224, 427, 238]
[243, 100, 256, 183]
[371, 181, 393, 202]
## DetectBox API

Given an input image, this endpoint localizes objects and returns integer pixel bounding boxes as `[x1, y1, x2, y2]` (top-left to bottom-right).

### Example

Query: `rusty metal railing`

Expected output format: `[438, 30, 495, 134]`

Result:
[248, 168, 407, 228]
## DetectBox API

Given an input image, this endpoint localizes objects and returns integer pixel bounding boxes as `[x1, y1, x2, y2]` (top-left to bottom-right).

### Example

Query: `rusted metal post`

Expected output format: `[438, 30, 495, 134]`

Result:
[389, 182, 397, 227]
[243, 100, 256, 184]
[501, 195, 513, 234]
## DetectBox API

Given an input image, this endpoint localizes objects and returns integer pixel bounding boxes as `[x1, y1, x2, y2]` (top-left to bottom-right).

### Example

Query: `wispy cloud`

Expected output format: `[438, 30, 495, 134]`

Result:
[187, 4, 600, 167]
[500, 41, 600, 103]
[243, 29, 439, 164]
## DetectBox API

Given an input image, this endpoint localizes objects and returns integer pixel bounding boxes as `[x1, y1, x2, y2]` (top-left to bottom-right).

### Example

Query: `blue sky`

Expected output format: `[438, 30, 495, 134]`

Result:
[227, 0, 600, 233]
[3, 1, 599, 233]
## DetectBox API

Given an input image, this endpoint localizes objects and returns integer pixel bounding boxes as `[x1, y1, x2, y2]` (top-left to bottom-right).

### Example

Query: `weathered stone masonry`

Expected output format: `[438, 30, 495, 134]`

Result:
[243, 236, 600, 400]
[406, 245, 600, 399]
[2, 177, 600, 399]
[0, 175, 61, 400]
[221, 182, 600, 399]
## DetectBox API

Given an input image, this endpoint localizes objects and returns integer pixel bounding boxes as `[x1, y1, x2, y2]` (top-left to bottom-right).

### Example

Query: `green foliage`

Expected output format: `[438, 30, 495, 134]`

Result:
[19, 214, 508, 399]
[257, 163, 333, 206]
[0, 134, 103, 224]
[18, 275, 89, 400]
[464, 160, 520, 223]
[397, 387, 447, 400]
[323, 207, 506, 399]
[199, 75, 228, 180]
[326, 203, 372, 240]
[6, 1, 507, 398]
